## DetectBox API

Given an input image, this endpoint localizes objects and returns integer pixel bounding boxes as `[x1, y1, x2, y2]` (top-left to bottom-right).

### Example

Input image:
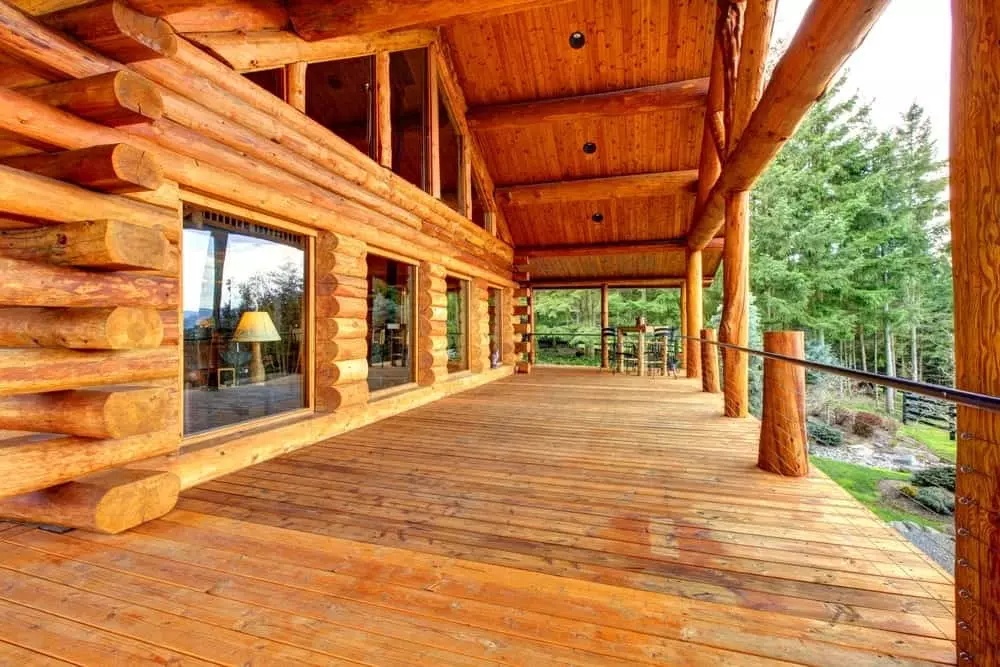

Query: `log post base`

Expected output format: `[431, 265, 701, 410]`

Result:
[757, 330, 808, 477]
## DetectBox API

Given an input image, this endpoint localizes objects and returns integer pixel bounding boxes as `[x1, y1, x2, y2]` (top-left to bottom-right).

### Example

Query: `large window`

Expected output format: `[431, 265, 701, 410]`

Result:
[438, 90, 463, 213]
[390, 48, 428, 189]
[488, 287, 503, 367]
[446, 276, 469, 373]
[367, 254, 416, 392]
[307, 56, 377, 160]
[182, 207, 308, 435]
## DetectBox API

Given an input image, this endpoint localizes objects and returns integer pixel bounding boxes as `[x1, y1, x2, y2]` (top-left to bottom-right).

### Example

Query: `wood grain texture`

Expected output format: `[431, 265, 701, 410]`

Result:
[685, 250, 703, 378]
[20, 71, 164, 127]
[951, 0, 1000, 661]
[0, 348, 178, 397]
[700, 327, 720, 393]
[498, 171, 698, 206]
[721, 191, 750, 418]
[1, 144, 164, 194]
[0, 257, 177, 309]
[0, 387, 169, 438]
[0, 220, 168, 271]
[0, 306, 164, 350]
[758, 331, 808, 477]
[0, 368, 953, 664]
[41, 0, 178, 62]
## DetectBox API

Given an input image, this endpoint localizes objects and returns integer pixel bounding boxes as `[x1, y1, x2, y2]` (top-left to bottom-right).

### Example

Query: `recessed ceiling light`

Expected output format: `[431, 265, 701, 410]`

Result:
[592, 212, 604, 223]
[582, 141, 597, 154]
[569, 31, 586, 49]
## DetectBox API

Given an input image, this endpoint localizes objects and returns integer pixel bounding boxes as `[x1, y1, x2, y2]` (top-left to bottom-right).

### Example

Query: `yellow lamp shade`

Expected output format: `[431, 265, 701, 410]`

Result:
[233, 311, 281, 343]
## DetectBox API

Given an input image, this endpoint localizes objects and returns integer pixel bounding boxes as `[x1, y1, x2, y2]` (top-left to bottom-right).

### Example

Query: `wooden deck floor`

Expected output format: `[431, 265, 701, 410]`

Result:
[0, 368, 955, 665]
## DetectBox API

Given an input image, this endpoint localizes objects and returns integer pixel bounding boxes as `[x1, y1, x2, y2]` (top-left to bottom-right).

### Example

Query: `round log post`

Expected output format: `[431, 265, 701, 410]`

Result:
[700, 328, 720, 393]
[600, 283, 609, 369]
[758, 331, 808, 477]
[685, 250, 703, 378]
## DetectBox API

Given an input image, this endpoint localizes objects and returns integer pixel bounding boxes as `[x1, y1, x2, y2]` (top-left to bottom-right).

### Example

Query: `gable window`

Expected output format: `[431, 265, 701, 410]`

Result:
[437, 89, 463, 213]
[367, 254, 416, 392]
[182, 207, 309, 435]
[307, 56, 377, 160]
[446, 276, 470, 373]
[390, 48, 428, 190]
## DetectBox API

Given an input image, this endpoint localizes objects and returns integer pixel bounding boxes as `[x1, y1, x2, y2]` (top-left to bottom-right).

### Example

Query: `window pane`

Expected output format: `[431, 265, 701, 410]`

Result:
[438, 91, 462, 213]
[182, 208, 307, 435]
[307, 56, 376, 160]
[367, 255, 415, 392]
[446, 276, 469, 372]
[390, 48, 427, 189]
[488, 287, 502, 367]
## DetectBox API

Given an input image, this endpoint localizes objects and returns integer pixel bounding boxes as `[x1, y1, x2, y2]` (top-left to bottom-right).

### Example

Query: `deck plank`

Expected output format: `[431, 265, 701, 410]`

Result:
[0, 368, 956, 665]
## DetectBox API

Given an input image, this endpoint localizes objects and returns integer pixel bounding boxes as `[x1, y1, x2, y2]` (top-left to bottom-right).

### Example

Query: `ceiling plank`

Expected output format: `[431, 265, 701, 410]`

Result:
[467, 78, 709, 131]
[498, 171, 699, 207]
[288, 0, 571, 42]
[530, 277, 713, 289]
[520, 238, 723, 259]
[687, 0, 890, 249]
[184, 28, 437, 72]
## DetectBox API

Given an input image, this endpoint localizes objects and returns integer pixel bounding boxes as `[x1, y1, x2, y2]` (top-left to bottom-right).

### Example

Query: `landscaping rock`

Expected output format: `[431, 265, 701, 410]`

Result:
[890, 520, 955, 574]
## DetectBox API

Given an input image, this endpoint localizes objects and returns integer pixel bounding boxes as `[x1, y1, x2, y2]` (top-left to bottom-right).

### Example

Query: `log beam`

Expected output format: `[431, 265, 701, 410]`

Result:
[186, 28, 437, 72]
[0, 307, 164, 350]
[0, 220, 169, 271]
[951, 0, 1000, 660]
[497, 170, 699, 206]
[0, 387, 169, 438]
[0, 469, 179, 533]
[688, 0, 891, 249]
[42, 0, 178, 63]
[0, 257, 177, 309]
[288, 0, 570, 41]
[757, 331, 808, 477]
[20, 71, 164, 127]
[1, 144, 164, 194]
[0, 348, 178, 397]
[467, 79, 709, 131]
[528, 277, 701, 289]
[518, 238, 723, 259]
[685, 250, 703, 378]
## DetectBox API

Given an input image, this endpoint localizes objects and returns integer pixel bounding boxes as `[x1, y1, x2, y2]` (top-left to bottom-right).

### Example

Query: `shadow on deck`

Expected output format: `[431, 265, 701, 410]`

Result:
[0, 367, 955, 665]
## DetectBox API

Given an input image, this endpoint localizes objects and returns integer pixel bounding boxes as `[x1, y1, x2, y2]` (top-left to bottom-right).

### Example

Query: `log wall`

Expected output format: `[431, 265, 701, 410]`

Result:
[0, 0, 516, 528]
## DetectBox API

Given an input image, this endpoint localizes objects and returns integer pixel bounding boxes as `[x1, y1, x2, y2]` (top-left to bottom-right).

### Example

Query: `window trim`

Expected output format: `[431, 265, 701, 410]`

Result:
[445, 274, 472, 374]
[365, 250, 420, 398]
[178, 196, 315, 443]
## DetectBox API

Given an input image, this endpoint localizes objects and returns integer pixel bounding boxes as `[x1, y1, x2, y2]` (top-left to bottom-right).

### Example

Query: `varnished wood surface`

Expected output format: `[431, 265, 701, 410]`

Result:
[0, 368, 955, 664]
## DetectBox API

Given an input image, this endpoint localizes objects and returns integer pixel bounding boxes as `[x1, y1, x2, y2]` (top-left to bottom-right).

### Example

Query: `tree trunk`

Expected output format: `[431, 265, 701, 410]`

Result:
[858, 326, 868, 372]
[910, 321, 919, 381]
[884, 314, 896, 414]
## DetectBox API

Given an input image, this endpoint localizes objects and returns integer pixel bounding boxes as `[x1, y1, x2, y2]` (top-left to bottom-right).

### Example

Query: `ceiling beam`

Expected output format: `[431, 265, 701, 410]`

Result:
[530, 277, 713, 290]
[497, 170, 698, 207]
[184, 28, 437, 72]
[467, 78, 709, 131]
[520, 238, 723, 259]
[687, 0, 891, 250]
[288, 0, 571, 42]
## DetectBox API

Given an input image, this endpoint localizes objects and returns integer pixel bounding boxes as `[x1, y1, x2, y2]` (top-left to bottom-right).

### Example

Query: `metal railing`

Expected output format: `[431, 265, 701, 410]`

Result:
[681, 334, 1000, 415]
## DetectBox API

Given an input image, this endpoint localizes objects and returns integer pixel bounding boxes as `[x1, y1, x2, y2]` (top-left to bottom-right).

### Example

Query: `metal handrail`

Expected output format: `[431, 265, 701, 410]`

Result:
[680, 334, 1000, 415]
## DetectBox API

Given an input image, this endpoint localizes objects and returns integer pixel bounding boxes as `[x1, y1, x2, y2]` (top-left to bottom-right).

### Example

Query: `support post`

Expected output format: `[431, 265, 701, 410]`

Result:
[679, 284, 688, 369]
[616, 328, 624, 374]
[600, 284, 609, 369]
[721, 191, 750, 416]
[951, 0, 1000, 661]
[700, 328, 720, 393]
[685, 251, 702, 378]
[757, 331, 807, 477]
[527, 287, 536, 365]
[285, 61, 306, 112]
[374, 50, 392, 168]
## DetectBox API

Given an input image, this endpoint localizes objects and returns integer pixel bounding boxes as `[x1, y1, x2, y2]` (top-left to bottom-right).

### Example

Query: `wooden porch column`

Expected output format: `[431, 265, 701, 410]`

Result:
[679, 284, 688, 369]
[721, 191, 750, 416]
[952, 1, 1000, 661]
[700, 328, 720, 393]
[685, 251, 702, 378]
[757, 331, 807, 477]
[600, 284, 609, 369]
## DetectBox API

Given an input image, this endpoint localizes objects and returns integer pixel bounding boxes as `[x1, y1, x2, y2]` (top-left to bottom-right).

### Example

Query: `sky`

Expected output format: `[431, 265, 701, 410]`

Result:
[772, 0, 952, 158]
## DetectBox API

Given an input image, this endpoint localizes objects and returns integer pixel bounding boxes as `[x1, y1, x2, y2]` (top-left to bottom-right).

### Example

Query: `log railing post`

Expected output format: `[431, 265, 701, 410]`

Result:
[679, 284, 688, 369]
[685, 250, 703, 378]
[757, 331, 808, 477]
[700, 328, 720, 393]
[600, 283, 609, 369]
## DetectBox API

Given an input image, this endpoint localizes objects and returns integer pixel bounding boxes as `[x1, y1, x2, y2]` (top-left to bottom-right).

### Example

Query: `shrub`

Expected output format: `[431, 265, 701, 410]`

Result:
[913, 465, 956, 492]
[914, 486, 955, 515]
[832, 407, 854, 427]
[853, 411, 883, 437]
[807, 420, 843, 447]
[900, 485, 917, 498]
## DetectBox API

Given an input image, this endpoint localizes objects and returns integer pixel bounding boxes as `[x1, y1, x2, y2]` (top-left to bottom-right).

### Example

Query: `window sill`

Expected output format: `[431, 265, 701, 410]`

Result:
[368, 382, 419, 403]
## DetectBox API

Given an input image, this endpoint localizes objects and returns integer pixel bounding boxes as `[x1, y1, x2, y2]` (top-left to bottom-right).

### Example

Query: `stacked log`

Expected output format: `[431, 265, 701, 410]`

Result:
[511, 287, 532, 373]
[504, 287, 521, 368]
[418, 262, 449, 385]
[469, 279, 490, 373]
[315, 231, 370, 411]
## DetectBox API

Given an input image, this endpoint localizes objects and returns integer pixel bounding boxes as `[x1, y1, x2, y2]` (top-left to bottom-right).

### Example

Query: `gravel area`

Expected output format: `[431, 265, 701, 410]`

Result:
[809, 442, 936, 471]
[890, 521, 955, 573]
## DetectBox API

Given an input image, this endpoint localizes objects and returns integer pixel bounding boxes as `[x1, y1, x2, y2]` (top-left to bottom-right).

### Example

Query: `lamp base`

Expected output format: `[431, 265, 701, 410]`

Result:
[249, 341, 266, 383]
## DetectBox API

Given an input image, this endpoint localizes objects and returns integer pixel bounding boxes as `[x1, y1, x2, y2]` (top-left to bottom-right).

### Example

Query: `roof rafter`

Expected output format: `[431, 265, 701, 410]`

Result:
[497, 170, 698, 207]
[519, 238, 723, 258]
[467, 78, 709, 131]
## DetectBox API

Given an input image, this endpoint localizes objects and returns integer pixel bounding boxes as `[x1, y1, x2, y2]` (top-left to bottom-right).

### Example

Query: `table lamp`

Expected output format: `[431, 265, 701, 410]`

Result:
[234, 311, 281, 383]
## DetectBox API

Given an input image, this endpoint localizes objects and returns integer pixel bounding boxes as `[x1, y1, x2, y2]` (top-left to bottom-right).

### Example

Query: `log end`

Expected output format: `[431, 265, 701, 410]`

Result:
[110, 144, 165, 193]
[93, 469, 179, 533]
[102, 386, 170, 438]
[112, 70, 165, 123]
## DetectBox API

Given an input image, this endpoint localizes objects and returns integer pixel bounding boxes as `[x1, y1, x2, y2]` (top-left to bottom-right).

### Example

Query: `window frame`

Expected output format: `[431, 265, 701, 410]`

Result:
[445, 274, 472, 374]
[178, 195, 316, 445]
[365, 248, 421, 400]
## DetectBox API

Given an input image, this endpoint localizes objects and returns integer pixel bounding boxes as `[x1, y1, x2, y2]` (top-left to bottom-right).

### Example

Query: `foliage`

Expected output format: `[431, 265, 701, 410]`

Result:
[810, 457, 946, 529]
[912, 465, 956, 492]
[852, 411, 883, 437]
[807, 419, 843, 447]
[914, 486, 955, 515]
[900, 423, 956, 463]
[708, 295, 764, 416]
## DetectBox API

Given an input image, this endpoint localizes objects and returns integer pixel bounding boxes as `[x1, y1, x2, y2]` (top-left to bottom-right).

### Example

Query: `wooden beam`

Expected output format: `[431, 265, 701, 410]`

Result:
[0, 257, 177, 309]
[288, 0, 570, 42]
[0, 347, 178, 397]
[519, 238, 723, 259]
[467, 79, 709, 131]
[497, 170, 699, 206]
[20, 71, 164, 127]
[284, 61, 306, 112]
[42, 0, 178, 63]
[685, 250, 703, 378]
[0, 307, 164, 350]
[185, 28, 437, 72]
[0, 219, 168, 271]
[0, 387, 169, 438]
[374, 50, 392, 169]
[529, 278, 700, 290]
[0, 469, 179, 534]
[688, 0, 891, 249]
[1, 144, 164, 194]
[696, 5, 726, 213]
[952, 0, 1000, 660]
[757, 331, 808, 476]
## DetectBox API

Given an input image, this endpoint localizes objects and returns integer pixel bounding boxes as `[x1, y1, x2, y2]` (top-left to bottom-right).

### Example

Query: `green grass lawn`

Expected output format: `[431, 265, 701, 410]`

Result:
[899, 423, 956, 462]
[810, 457, 948, 530]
